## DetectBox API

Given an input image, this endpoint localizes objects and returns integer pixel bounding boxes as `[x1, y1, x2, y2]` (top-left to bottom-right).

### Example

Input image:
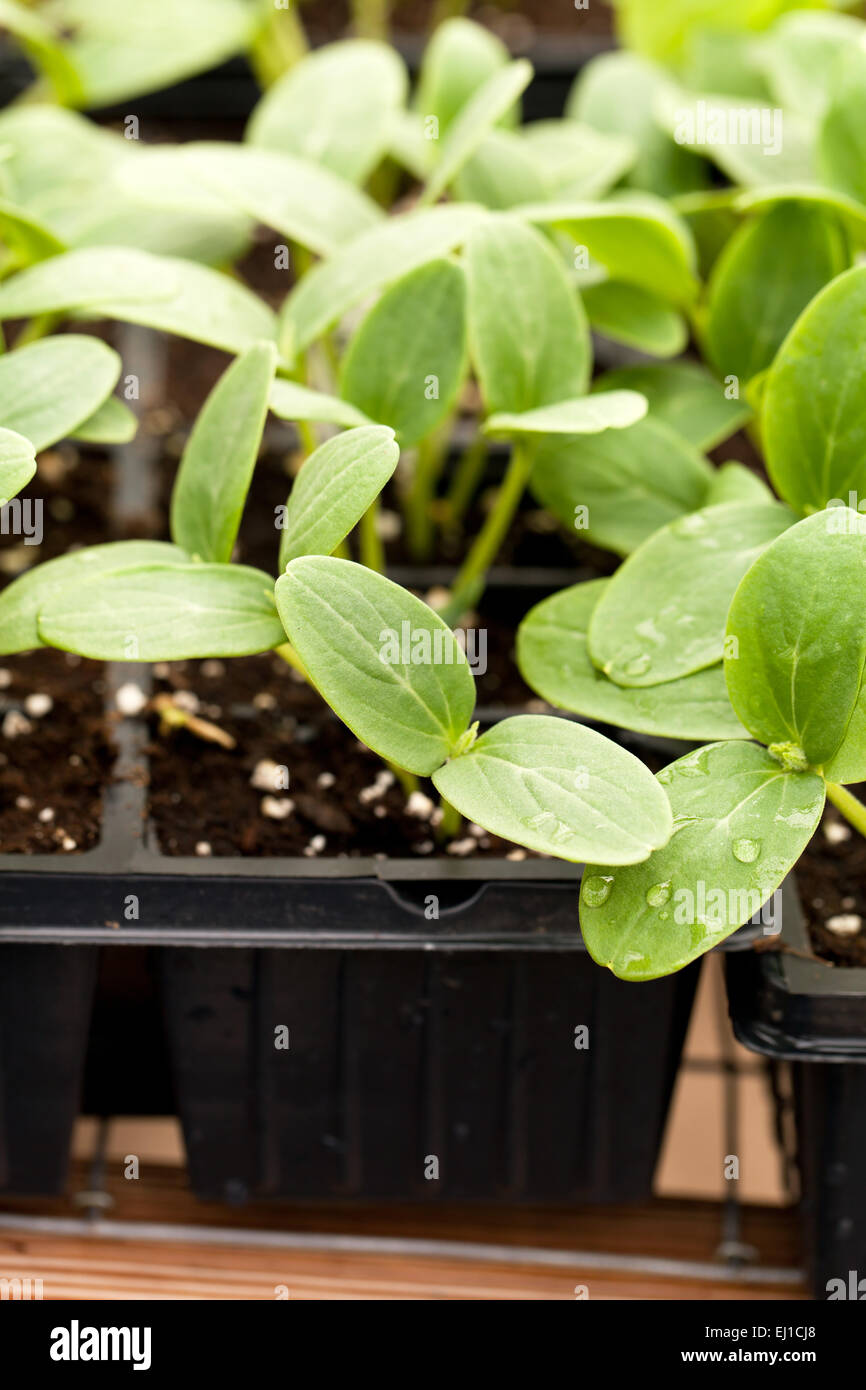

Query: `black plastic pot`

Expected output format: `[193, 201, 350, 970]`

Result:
[726, 880, 866, 1299]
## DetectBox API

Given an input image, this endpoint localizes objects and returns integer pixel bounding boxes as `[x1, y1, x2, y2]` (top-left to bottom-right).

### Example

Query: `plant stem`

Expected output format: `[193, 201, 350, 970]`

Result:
[437, 795, 463, 841]
[248, 1, 308, 87]
[15, 312, 57, 347]
[387, 761, 418, 798]
[274, 641, 310, 680]
[359, 498, 385, 572]
[441, 439, 533, 625]
[826, 782, 866, 839]
[443, 432, 488, 533]
[352, 0, 389, 40]
[405, 429, 448, 561]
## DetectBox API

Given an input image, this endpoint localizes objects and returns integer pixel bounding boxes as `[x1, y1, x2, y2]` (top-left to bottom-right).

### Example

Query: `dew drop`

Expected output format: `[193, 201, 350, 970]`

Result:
[582, 874, 614, 907]
[732, 837, 761, 864]
[624, 653, 651, 677]
[646, 880, 672, 908]
[672, 513, 707, 538]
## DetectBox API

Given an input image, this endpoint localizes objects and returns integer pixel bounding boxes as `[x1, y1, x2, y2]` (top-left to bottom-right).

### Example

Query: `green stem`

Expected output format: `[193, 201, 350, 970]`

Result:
[248, 1, 308, 87]
[441, 439, 533, 625]
[437, 795, 463, 842]
[387, 760, 418, 798]
[826, 782, 866, 839]
[405, 430, 448, 561]
[15, 311, 58, 347]
[359, 498, 385, 572]
[351, 0, 389, 39]
[443, 433, 488, 533]
[274, 641, 310, 680]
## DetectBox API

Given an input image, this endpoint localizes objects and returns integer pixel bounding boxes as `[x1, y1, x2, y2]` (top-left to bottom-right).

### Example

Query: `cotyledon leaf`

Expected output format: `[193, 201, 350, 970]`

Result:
[275, 556, 476, 777]
[0, 541, 191, 655]
[279, 427, 399, 568]
[592, 362, 751, 452]
[432, 714, 673, 865]
[725, 508, 866, 771]
[38, 563, 284, 660]
[588, 501, 793, 687]
[0, 334, 120, 451]
[529, 416, 712, 558]
[582, 280, 688, 358]
[0, 426, 36, 503]
[516, 580, 748, 741]
[484, 391, 646, 438]
[419, 60, 532, 207]
[71, 395, 137, 444]
[580, 740, 826, 981]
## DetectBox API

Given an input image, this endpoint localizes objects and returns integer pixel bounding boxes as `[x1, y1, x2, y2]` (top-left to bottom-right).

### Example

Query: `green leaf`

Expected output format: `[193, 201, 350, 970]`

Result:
[758, 10, 865, 119]
[593, 362, 751, 451]
[588, 501, 792, 687]
[656, 89, 817, 186]
[521, 121, 636, 200]
[517, 581, 748, 741]
[705, 462, 772, 507]
[340, 259, 467, 447]
[416, 17, 512, 135]
[567, 51, 710, 197]
[762, 266, 866, 515]
[280, 203, 485, 358]
[0, 426, 36, 503]
[582, 281, 688, 358]
[270, 379, 372, 430]
[0, 196, 66, 268]
[484, 391, 647, 438]
[518, 195, 699, 307]
[610, 0, 803, 66]
[279, 426, 399, 568]
[735, 185, 866, 248]
[124, 144, 382, 258]
[39, 562, 283, 661]
[419, 60, 533, 207]
[529, 416, 712, 557]
[49, 0, 253, 108]
[0, 334, 120, 451]
[819, 47, 866, 213]
[453, 130, 547, 210]
[673, 187, 742, 279]
[0, 249, 276, 354]
[171, 343, 276, 565]
[71, 395, 137, 445]
[246, 39, 408, 185]
[0, 540, 190, 655]
[580, 739, 825, 981]
[705, 202, 850, 385]
[432, 714, 673, 865]
[275, 556, 476, 776]
[725, 508, 866, 769]
[465, 215, 591, 416]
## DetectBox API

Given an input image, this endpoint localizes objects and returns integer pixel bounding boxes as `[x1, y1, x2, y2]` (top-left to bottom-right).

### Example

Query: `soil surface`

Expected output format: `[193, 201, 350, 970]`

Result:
[799, 807, 866, 968]
[0, 649, 111, 853]
[146, 653, 535, 858]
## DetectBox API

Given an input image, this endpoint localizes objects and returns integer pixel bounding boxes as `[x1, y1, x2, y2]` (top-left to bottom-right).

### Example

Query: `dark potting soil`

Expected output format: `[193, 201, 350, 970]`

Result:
[146, 653, 536, 859]
[0, 649, 111, 854]
[798, 807, 866, 968]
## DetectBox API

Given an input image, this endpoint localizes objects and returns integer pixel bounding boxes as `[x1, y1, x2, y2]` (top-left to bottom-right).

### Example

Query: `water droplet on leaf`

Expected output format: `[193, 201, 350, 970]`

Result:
[732, 837, 761, 863]
[582, 875, 614, 907]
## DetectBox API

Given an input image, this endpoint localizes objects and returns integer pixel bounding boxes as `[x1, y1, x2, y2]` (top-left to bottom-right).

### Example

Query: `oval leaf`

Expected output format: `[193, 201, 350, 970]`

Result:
[725, 508, 866, 769]
[580, 740, 825, 981]
[39, 562, 283, 661]
[270, 379, 372, 430]
[279, 426, 399, 568]
[0, 334, 120, 451]
[340, 259, 467, 446]
[588, 501, 793, 687]
[485, 391, 646, 438]
[420, 59, 532, 207]
[71, 395, 137, 444]
[0, 540, 190, 655]
[171, 342, 276, 564]
[529, 416, 712, 558]
[0, 427, 36, 503]
[466, 215, 591, 416]
[275, 557, 476, 776]
[593, 362, 751, 452]
[705, 201, 850, 385]
[247, 39, 407, 185]
[762, 265, 866, 515]
[517, 581, 748, 742]
[280, 203, 485, 358]
[582, 280, 688, 358]
[416, 18, 511, 135]
[432, 714, 672, 865]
